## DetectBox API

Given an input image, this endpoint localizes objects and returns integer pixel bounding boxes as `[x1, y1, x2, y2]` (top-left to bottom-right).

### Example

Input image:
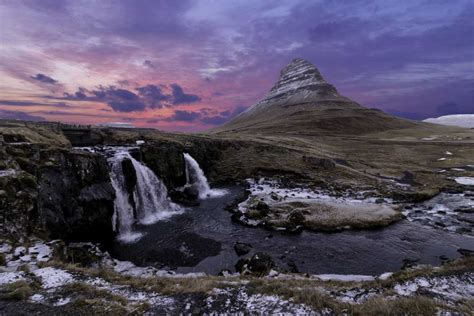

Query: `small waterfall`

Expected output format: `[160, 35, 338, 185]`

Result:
[109, 150, 182, 243]
[109, 151, 143, 243]
[183, 153, 227, 199]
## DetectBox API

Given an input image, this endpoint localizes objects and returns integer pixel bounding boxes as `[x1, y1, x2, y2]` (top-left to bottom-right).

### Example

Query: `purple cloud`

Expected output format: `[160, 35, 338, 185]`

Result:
[170, 84, 201, 104]
[31, 73, 58, 85]
[56, 83, 202, 112]
[0, 109, 45, 121]
[167, 110, 201, 122]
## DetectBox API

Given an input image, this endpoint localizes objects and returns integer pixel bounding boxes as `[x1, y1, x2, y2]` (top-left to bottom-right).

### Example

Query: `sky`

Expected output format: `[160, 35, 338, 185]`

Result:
[0, 0, 473, 131]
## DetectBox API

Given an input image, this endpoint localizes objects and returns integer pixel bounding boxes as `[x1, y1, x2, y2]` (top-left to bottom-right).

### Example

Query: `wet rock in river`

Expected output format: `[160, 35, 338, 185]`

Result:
[234, 242, 252, 256]
[247, 253, 275, 276]
[235, 252, 275, 276]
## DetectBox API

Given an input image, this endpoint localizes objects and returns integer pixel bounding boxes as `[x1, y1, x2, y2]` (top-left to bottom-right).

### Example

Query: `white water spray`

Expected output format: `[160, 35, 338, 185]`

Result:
[109, 150, 182, 243]
[183, 153, 227, 199]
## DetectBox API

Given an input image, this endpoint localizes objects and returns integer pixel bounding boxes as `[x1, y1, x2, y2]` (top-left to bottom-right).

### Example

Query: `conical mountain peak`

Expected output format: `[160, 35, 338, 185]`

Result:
[278, 58, 325, 83]
[257, 58, 341, 107]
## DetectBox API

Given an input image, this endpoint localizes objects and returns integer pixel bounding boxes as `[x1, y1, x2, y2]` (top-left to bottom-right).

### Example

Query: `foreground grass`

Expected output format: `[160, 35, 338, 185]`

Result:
[30, 256, 474, 314]
[0, 281, 35, 301]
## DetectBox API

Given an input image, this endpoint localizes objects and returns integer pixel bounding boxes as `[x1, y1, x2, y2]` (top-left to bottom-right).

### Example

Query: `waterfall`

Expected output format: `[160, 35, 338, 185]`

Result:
[183, 153, 227, 199]
[109, 151, 143, 243]
[109, 150, 182, 243]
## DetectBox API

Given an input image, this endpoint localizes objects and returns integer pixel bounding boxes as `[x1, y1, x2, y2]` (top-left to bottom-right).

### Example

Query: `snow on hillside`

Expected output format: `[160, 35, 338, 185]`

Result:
[424, 114, 474, 128]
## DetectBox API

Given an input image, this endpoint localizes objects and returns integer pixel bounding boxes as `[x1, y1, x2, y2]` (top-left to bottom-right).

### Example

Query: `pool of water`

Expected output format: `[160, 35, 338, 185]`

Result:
[108, 186, 474, 275]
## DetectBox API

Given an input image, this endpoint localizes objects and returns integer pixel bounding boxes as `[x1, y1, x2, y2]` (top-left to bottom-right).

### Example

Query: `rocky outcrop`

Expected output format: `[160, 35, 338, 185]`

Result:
[140, 140, 186, 189]
[37, 149, 115, 243]
[0, 141, 115, 243]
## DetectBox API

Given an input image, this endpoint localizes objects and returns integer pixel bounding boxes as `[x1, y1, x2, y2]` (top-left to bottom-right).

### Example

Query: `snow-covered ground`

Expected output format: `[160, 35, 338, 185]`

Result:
[424, 114, 474, 128]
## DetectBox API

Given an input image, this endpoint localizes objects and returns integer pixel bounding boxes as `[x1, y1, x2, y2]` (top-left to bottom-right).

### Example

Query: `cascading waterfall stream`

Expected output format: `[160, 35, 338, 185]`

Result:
[109, 150, 182, 243]
[183, 153, 227, 199]
[109, 151, 142, 243]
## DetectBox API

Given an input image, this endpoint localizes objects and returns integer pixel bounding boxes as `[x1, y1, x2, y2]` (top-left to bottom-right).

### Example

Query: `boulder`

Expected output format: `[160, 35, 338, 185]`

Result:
[235, 252, 275, 276]
[169, 186, 200, 206]
[234, 242, 252, 256]
[184, 186, 200, 200]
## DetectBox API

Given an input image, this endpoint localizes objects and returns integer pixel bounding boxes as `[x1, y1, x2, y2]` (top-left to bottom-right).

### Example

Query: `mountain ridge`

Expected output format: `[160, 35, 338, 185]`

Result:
[211, 58, 419, 135]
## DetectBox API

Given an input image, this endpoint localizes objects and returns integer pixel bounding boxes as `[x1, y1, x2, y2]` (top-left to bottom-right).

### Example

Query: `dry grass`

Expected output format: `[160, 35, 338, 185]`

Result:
[61, 282, 128, 306]
[0, 126, 70, 147]
[368, 256, 474, 290]
[247, 278, 347, 313]
[0, 281, 34, 301]
[41, 260, 232, 296]
[350, 296, 438, 316]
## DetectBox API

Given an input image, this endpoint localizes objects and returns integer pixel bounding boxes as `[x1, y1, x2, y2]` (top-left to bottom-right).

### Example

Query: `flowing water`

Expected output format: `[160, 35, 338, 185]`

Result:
[109, 186, 474, 275]
[108, 150, 182, 243]
[183, 153, 227, 199]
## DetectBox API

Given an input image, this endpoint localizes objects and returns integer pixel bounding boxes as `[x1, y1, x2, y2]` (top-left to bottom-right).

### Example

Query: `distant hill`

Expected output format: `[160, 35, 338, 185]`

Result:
[424, 114, 474, 128]
[211, 58, 421, 135]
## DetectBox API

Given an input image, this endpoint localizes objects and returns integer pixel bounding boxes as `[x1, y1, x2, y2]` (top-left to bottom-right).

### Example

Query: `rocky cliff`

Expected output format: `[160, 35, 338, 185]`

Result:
[0, 128, 115, 243]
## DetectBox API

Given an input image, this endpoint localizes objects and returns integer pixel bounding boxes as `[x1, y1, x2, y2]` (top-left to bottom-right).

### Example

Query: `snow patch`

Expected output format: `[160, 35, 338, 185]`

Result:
[424, 114, 474, 128]
[0, 272, 26, 285]
[455, 177, 474, 186]
[33, 267, 73, 289]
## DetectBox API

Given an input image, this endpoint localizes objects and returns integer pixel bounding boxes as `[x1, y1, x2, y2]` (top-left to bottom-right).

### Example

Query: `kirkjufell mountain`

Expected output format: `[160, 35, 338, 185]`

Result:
[213, 58, 419, 134]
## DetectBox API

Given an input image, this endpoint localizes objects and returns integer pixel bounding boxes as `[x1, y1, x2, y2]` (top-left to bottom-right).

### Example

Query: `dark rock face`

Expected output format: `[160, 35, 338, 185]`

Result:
[37, 150, 115, 243]
[140, 141, 186, 189]
[169, 186, 200, 206]
[0, 142, 115, 243]
[121, 158, 137, 210]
